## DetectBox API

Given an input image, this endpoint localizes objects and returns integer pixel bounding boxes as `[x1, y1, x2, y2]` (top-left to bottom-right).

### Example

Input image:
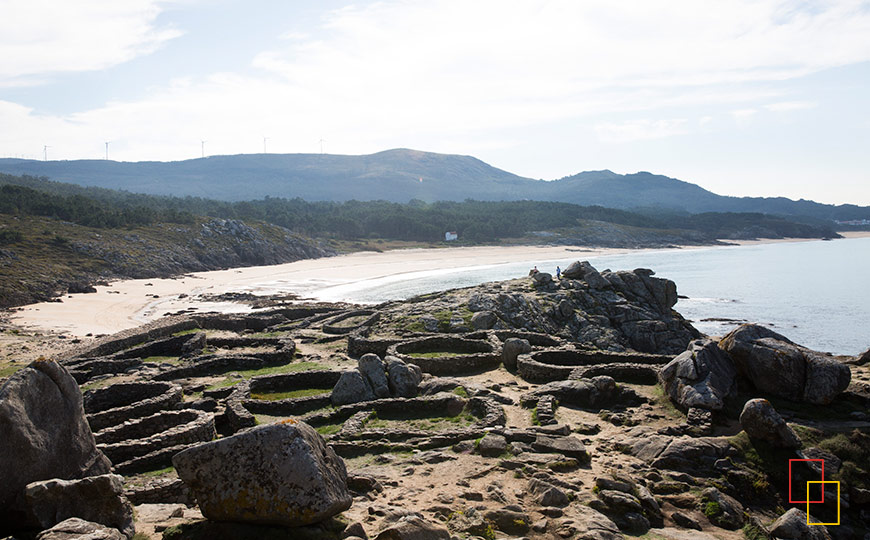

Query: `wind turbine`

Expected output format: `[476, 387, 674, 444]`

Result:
[105, 141, 110, 160]
[201, 140, 207, 159]
[43, 145, 51, 161]
[263, 137, 269, 154]
[319, 138, 325, 154]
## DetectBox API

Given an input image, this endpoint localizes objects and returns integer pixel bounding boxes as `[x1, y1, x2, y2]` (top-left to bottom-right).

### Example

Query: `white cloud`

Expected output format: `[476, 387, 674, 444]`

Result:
[765, 100, 817, 112]
[0, 0, 181, 85]
[2, 0, 870, 162]
[595, 119, 690, 143]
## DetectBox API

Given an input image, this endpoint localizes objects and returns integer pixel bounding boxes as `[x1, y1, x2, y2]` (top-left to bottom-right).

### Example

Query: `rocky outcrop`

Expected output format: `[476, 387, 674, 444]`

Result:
[501, 337, 531, 370]
[520, 375, 644, 409]
[24, 474, 134, 539]
[332, 355, 422, 406]
[739, 398, 801, 449]
[172, 420, 351, 526]
[0, 360, 112, 530]
[35, 518, 125, 540]
[659, 339, 736, 411]
[720, 324, 850, 404]
[769, 508, 832, 540]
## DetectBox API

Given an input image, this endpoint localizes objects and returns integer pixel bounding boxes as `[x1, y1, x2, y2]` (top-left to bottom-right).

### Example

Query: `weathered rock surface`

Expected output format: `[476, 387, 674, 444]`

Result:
[359, 353, 390, 398]
[374, 515, 450, 540]
[502, 337, 531, 370]
[172, 420, 351, 526]
[659, 339, 736, 411]
[0, 359, 112, 529]
[24, 474, 134, 539]
[719, 324, 850, 404]
[332, 369, 377, 406]
[769, 508, 832, 540]
[35, 517, 124, 540]
[739, 398, 802, 449]
[386, 356, 422, 398]
[700, 487, 743, 530]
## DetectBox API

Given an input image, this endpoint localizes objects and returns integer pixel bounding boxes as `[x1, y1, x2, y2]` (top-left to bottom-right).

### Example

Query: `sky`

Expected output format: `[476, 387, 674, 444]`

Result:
[1, 0, 869, 205]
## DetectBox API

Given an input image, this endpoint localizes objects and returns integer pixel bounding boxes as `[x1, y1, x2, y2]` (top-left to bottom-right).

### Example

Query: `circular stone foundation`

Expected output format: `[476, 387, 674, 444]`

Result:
[518, 348, 672, 383]
[84, 381, 183, 432]
[387, 336, 501, 375]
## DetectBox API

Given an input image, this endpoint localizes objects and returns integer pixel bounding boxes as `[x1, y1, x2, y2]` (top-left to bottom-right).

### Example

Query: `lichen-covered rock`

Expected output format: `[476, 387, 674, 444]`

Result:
[358, 354, 390, 398]
[769, 508, 832, 540]
[719, 324, 850, 404]
[172, 420, 351, 526]
[332, 369, 376, 406]
[739, 398, 802, 449]
[0, 359, 111, 530]
[25, 474, 134, 539]
[700, 487, 744, 530]
[659, 339, 736, 411]
[35, 517, 124, 540]
[386, 357, 422, 398]
[470, 310, 497, 330]
[502, 338, 531, 370]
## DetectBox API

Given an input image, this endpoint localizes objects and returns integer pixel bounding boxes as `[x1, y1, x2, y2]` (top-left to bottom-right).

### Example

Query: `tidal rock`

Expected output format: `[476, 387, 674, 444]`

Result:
[386, 357, 422, 398]
[0, 360, 111, 529]
[25, 474, 134, 539]
[719, 324, 850, 404]
[172, 420, 351, 527]
[375, 515, 450, 540]
[332, 369, 376, 406]
[501, 338, 531, 370]
[739, 398, 802, 449]
[358, 354, 390, 398]
[35, 517, 124, 540]
[532, 272, 553, 285]
[769, 508, 832, 540]
[659, 339, 736, 411]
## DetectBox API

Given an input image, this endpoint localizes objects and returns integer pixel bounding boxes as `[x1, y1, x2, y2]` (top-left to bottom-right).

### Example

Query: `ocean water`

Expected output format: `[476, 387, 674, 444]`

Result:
[313, 237, 870, 356]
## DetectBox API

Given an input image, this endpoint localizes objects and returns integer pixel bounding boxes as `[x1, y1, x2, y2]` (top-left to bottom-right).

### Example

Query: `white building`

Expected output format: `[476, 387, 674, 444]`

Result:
[445, 231, 458, 241]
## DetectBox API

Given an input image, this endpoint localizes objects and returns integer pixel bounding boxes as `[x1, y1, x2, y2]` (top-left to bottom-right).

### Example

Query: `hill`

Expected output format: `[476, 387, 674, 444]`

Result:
[1, 149, 868, 222]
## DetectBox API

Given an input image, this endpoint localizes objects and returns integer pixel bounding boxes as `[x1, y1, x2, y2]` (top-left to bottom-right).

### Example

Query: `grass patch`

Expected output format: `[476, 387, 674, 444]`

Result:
[330, 314, 371, 328]
[651, 383, 684, 420]
[0, 363, 23, 378]
[452, 386, 468, 398]
[142, 466, 174, 477]
[142, 355, 180, 364]
[248, 330, 290, 338]
[315, 423, 342, 436]
[206, 361, 326, 390]
[742, 522, 767, 540]
[172, 328, 200, 337]
[251, 388, 332, 401]
[365, 409, 476, 432]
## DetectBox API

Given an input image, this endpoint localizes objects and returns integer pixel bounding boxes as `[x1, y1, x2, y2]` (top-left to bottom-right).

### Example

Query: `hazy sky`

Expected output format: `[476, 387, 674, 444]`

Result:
[2, 0, 869, 205]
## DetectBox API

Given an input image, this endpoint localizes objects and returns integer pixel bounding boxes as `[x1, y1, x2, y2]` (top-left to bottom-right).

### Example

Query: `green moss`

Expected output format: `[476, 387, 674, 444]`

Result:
[742, 522, 767, 540]
[703, 501, 722, 518]
[207, 361, 325, 390]
[315, 423, 342, 436]
[0, 363, 23, 378]
[251, 388, 332, 401]
[142, 465, 174, 477]
[142, 355, 180, 364]
[452, 386, 468, 398]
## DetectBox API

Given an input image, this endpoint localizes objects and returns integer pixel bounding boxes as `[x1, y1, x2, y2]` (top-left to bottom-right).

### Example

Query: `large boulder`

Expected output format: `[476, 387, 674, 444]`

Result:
[769, 508, 832, 540]
[36, 518, 124, 540]
[659, 339, 737, 411]
[332, 369, 377, 406]
[375, 515, 450, 540]
[739, 398, 802, 449]
[172, 420, 351, 526]
[501, 338, 531, 370]
[719, 324, 850, 404]
[358, 354, 390, 399]
[562, 260, 609, 290]
[24, 474, 134, 539]
[386, 357, 422, 398]
[700, 487, 743, 530]
[0, 360, 112, 529]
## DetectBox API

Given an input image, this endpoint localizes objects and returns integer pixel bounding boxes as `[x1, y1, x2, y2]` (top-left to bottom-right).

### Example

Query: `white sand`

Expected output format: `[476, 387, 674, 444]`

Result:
[9, 245, 629, 337]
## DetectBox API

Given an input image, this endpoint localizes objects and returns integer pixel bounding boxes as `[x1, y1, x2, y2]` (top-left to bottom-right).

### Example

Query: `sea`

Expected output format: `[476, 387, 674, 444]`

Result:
[312, 237, 870, 356]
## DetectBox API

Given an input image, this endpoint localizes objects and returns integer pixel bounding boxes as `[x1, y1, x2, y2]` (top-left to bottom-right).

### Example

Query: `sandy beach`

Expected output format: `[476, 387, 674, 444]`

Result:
[9, 233, 869, 338]
[8, 244, 629, 337]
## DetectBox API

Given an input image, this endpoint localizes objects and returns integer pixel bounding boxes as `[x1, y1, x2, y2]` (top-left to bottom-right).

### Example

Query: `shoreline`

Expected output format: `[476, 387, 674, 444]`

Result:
[7, 234, 868, 338]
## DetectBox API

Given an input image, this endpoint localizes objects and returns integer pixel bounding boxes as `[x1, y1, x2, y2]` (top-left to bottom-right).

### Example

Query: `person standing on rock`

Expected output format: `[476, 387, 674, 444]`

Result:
[556, 266, 561, 280]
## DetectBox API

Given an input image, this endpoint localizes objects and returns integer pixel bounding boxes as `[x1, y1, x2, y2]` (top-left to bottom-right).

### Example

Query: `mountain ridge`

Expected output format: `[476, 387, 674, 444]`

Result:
[1, 148, 867, 221]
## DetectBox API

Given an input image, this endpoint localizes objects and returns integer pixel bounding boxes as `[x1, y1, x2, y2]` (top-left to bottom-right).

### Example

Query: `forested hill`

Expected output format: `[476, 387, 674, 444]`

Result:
[1, 149, 867, 221]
